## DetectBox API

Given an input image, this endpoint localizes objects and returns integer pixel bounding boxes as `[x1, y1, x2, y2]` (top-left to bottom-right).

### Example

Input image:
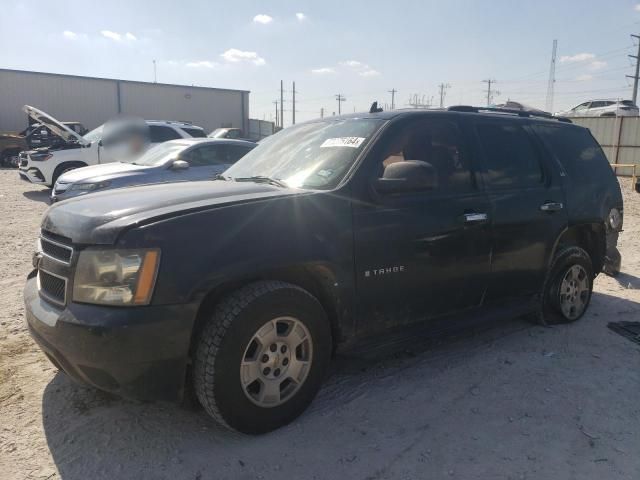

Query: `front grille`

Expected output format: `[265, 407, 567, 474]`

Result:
[38, 269, 66, 305]
[40, 234, 73, 264]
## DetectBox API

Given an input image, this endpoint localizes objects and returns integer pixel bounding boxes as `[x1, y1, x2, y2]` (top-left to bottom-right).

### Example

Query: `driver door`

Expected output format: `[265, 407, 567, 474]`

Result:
[352, 116, 492, 334]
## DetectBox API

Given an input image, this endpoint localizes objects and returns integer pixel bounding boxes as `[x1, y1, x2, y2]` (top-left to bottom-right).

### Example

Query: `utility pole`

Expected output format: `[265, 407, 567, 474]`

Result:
[153, 60, 157, 83]
[545, 40, 558, 112]
[335, 94, 346, 115]
[482, 79, 499, 106]
[388, 88, 397, 109]
[320, 107, 324, 118]
[273, 100, 279, 127]
[292, 81, 297, 125]
[438, 83, 450, 108]
[627, 35, 640, 104]
[280, 80, 284, 128]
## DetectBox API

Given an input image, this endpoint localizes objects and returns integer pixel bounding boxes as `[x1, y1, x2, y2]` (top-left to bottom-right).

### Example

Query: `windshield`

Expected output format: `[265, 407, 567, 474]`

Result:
[83, 125, 104, 143]
[132, 142, 186, 166]
[224, 118, 384, 190]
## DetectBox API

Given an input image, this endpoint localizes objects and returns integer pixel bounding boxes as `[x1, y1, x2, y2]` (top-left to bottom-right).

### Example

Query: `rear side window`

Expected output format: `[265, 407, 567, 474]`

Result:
[181, 127, 206, 138]
[226, 145, 254, 163]
[149, 125, 182, 142]
[532, 125, 612, 183]
[476, 123, 543, 188]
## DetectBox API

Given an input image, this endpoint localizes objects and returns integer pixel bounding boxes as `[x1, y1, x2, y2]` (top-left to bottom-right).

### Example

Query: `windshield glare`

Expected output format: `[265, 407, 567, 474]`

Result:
[132, 143, 186, 166]
[225, 118, 384, 190]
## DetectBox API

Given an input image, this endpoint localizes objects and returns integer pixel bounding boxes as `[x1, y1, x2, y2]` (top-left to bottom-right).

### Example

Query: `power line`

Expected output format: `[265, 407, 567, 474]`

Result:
[626, 34, 640, 104]
[280, 80, 285, 128]
[388, 88, 397, 109]
[545, 39, 558, 112]
[335, 94, 346, 114]
[438, 83, 450, 108]
[482, 79, 499, 105]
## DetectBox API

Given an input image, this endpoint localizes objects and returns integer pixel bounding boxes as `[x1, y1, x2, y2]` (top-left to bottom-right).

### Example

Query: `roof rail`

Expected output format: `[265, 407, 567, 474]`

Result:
[447, 105, 572, 123]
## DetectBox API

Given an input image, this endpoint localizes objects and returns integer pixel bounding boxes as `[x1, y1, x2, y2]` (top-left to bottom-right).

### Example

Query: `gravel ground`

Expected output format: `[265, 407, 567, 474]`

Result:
[0, 169, 639, 480]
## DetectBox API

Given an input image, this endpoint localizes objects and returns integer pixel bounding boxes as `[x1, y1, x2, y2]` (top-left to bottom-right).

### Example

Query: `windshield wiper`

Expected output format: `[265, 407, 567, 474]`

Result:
[213, 173, 231, 181]
[234, 176, 288, 188]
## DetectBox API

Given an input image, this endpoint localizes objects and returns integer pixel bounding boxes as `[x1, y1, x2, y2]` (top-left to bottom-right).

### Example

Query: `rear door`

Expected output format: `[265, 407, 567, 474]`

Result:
[472, 118, 568, 305]
[352, 115, 492, 334]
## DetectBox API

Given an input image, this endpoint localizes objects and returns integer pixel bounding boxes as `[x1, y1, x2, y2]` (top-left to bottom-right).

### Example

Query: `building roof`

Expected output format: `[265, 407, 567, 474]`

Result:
[0, 68, 250, 94]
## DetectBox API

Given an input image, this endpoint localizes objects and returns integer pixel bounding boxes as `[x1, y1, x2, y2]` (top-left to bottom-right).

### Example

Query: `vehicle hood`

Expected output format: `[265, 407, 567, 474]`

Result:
[42, 180, 306, 244]
[22, 105, 89, 146]
[57, 162, 149, 184]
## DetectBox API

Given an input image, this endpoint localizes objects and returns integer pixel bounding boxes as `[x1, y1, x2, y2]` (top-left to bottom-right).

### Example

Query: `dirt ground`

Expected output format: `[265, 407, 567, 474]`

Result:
[0, 169, 639, 480]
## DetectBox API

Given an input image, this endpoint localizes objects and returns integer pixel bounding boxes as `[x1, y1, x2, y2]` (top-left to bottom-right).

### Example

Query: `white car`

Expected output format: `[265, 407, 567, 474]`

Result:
[18, 105, 206, 187]
[556, 99, 639, 118]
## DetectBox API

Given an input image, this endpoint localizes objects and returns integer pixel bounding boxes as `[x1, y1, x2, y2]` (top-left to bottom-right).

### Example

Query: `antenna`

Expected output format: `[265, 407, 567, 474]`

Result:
[545, 40, 558, 112]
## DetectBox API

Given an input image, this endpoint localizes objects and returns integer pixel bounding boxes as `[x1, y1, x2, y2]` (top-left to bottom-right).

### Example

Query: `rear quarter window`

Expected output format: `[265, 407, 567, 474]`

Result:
[181, 127, 207, 138]
[531, 125, 613, 184]
[149, 125, 183, 142]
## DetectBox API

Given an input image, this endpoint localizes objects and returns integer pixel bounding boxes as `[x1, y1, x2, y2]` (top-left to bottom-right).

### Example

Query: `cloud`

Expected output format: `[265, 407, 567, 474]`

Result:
[253, 14, 273, 24]
[340, 60, 365, 69]
[296, 12, 306, 21]
[62, 30, 77, 40]
[560, 53, 595, 63]
[221, 48, 266, 66]
[311, 67, 335, 74]
[589, 60, 607, 71]
[576, 74, 593, 81]
[101, 30, 122, 41]
[186, 61, 218, 68]
[339, 60, 381, 77]
[101, 30, 137, 42]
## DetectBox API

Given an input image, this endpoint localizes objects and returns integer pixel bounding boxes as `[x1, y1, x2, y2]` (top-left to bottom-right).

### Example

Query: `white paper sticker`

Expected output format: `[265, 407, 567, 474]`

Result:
[320, 137, 366, 148]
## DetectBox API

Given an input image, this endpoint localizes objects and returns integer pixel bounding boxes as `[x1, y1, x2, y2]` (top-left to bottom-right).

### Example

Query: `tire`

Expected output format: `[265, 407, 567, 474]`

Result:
[51, 162, 85, 186]
[540, 246, 594, 325]
[193, 280, 332, 434]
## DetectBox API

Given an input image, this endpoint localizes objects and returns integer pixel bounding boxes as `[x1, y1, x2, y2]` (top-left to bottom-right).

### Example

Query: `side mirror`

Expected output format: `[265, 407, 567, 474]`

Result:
[374, 160, 437, 194]
[170, 159, 190, 171]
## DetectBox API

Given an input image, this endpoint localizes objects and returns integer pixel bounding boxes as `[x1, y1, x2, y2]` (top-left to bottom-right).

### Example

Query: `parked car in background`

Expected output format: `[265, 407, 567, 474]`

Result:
[25, 106, 623, 433]
[0, 121, 87, 168]
[24, 121, 87, 149]
[51, 138, 256, 202]
[556, 99, 639, 118]
[18, 105, 206, 187]
[209, 127, 250, 140]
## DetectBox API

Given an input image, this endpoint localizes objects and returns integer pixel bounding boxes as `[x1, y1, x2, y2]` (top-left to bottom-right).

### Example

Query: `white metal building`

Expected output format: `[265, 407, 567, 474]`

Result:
[0, 68, 249, 134]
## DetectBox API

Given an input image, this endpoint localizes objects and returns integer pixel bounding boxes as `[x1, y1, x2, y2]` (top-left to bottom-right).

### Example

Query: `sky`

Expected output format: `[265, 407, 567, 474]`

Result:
[2, 0, 640, 124]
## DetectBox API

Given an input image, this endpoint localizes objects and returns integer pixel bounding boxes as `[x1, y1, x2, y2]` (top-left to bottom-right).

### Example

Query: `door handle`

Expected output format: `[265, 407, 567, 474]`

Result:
[540, 202, 563, 212]
[464, 212, 488, 223]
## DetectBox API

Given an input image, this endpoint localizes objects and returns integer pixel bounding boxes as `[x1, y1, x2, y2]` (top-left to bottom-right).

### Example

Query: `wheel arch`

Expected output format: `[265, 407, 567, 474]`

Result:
[188, 263, 344, 358]
[51, 161, 88, 184]
[552, 223, 606, 274]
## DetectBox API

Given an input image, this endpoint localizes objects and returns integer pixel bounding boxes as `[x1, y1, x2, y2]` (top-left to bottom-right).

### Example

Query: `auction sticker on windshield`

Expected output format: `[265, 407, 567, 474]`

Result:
[320, 137, 366, 148]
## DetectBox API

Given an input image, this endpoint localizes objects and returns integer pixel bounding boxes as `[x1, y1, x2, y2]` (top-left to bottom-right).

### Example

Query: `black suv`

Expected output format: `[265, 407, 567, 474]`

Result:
[25, 106, 623, 434]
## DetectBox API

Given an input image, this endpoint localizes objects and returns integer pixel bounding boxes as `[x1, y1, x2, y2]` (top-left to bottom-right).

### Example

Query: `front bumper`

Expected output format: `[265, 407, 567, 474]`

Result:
[24, 274, 198, 402]
[50, 187, 90, 203]
[18, 165, 47, 184]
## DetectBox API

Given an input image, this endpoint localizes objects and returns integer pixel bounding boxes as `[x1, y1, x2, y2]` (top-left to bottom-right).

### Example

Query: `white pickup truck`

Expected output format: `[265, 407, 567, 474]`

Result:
[18, 105, 205, 187]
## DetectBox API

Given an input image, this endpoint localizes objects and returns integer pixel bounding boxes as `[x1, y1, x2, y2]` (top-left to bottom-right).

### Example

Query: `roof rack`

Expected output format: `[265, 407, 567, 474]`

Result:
[447, 105, 572, 123]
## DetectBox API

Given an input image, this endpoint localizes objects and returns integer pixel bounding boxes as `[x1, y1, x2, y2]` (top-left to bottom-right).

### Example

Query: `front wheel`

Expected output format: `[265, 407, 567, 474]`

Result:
[193, 281, 332, 434]
[541, 247, 594, 324]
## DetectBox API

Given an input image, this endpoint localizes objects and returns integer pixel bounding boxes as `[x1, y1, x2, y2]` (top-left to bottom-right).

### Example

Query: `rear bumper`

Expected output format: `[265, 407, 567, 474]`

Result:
[24, 274, 198, 402]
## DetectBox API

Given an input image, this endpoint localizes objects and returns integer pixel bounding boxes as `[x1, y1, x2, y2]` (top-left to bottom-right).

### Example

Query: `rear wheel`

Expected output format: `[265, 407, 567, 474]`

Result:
[541, 246, 594, 324]
[193, 281, 331, 434]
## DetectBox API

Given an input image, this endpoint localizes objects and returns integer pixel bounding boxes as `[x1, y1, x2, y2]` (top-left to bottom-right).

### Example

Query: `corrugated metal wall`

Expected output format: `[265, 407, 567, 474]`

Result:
[572, 116, 640, 175]
[0, 70, 118, 131]
[0, 69, 248, 134]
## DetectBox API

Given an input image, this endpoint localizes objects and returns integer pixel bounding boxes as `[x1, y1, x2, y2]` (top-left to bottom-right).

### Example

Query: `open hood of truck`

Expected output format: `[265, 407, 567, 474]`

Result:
[22, 105, 89, 146]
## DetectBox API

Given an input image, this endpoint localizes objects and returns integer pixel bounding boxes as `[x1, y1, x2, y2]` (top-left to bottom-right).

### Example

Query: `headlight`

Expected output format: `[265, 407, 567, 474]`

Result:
[73, 248, 160, 306]
[69, 181, 111, 192]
